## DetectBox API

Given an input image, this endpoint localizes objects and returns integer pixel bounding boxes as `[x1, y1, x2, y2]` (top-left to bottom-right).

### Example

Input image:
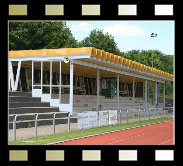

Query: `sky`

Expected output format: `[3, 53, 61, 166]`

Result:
[66, 21, 174, 55]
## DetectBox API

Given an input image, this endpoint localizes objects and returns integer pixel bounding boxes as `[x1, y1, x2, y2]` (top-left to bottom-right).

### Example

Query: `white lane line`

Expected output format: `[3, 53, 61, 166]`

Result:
[159, 138, 173, 145]
[108, 127, 171, 145]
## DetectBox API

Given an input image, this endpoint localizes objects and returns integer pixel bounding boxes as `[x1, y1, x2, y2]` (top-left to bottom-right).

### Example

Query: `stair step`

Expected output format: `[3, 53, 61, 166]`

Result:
[9, 102, 50, 108]
[9, 96, 41, 102]
[9, 107, 59, 114]
[9, 91, 32, 97]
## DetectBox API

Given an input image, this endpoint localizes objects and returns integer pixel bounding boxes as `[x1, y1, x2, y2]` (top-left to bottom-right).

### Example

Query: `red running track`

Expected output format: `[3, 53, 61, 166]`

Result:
[55, 121, 174, 145]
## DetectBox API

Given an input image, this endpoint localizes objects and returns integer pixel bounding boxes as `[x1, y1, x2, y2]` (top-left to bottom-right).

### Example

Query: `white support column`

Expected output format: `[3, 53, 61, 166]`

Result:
[152, 82, 154, 105]
[50, 61, 52, 96]
[142, 81, 144, 99]
[41, 61, 43, 92]
[145, 80, 148, 108]
[132, 77, 135, 105]
[70, 62, 74, 113]
[117, 73, 120, 111]
[14, 61, 22, 91]
[8, 61, 11, 91]
[9, 61, 15, 91]
[155, 81, 158, 107]
[163, 82, 166, 108]
[97, 69, 100, 111]
[59, 61, 61, 103]
[147, 81, 149, 103]
[32, 61, 34, 91]
[157, 82, 159, 105]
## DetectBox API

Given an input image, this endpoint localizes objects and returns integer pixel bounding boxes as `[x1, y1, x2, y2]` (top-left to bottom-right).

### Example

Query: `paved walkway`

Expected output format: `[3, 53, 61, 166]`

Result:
[8, 123, 78, 141]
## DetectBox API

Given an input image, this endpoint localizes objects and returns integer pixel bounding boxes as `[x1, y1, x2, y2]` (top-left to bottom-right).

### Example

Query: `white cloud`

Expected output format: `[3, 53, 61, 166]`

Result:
[103, 24, 148, 37]
[70, 22, 93, 32]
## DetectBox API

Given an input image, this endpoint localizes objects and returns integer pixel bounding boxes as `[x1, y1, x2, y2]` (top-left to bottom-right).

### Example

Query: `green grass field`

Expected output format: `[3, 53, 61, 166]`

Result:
[9, 117, 173, 145]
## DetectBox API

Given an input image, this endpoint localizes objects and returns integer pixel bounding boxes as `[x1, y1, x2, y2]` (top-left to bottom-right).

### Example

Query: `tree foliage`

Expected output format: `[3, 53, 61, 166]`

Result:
[79, 29, 119, 54]
[122, 50, 173, 73]
[9, 22, 79, 50]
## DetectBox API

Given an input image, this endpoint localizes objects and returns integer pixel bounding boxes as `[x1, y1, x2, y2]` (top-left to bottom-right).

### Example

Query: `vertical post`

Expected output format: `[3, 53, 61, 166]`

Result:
[157, 82, 159, 105]
[97, 69, 100, 111]
[149, 109, 150, 120]
[32, 61, 34, 91]
[14, 61, 22, 91]
[108, 110, 110, 125]
[50, 61, 52, 96]
[41, 61, 43, 92]
[147, 81, 149, 103]
[120, 110, 122, 124]
[68, 112, 70, 131]
[98, 111, 100, 127]
[132, 77, 135, 105]
[152, 83, 154, 105]
[35, 114, 38, 137]
[132, 110, 134, 122]
[144, 109, 145, 120]
[70, 62, 74, 113]
[53, 113, 56, 134]
[155, 82, 158, 107]
[117, 73, 120, 111]
[139, 109, 140, 121]
[59, 61, 62, 103]
[145, 80, 148, 108]
[163, 82, 166, 108]
[142, 81, 144, 100]
[9, 61, 15, 91]
[13, 115, 17, 140]
[127, 110, 128, 123]
[157, 108, 158, 118]
[8, 61, 11, 91]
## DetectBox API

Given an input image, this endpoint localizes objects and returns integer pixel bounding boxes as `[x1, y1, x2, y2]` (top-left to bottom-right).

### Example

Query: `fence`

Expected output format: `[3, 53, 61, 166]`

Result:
[9, 107, 174, 140]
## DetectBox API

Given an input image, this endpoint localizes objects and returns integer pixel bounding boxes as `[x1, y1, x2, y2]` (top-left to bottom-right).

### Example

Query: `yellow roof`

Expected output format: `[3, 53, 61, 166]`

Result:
[9, 47, 173, 79]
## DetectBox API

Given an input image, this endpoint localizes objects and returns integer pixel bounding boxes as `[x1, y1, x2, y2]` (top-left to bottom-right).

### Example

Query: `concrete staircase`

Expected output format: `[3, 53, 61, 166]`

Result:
[9, 92, 77, 129]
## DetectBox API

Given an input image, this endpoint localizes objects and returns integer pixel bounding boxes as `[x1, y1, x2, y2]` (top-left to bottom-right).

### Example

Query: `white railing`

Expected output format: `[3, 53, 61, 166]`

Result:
[10, 107, 174, 140]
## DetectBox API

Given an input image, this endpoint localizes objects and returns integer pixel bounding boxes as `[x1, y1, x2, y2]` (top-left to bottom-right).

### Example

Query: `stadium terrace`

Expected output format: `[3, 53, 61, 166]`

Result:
[9, 47, 173, 113]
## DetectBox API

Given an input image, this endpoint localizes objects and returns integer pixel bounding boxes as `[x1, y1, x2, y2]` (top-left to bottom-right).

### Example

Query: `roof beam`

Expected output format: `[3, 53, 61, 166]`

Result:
[72, 59, 165, 83]
[90, 57, 172, 82]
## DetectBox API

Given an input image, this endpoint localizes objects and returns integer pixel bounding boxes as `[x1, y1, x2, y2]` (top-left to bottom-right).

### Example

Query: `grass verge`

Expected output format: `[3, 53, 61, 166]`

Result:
[9, 117, 173, 145]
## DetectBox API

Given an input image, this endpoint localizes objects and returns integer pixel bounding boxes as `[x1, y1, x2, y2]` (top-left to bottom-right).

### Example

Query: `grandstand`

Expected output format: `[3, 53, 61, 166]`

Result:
[8, 47, 173, 128]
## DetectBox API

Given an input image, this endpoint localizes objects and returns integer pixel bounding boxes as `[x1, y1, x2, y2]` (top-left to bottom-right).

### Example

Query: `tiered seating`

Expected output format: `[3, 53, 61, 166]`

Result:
[73, 95, 159, 112]
[9, 92, 77, 129]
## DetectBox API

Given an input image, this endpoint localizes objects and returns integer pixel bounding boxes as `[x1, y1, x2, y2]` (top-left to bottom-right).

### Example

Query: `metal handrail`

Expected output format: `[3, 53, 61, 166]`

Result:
[9, 111, 70, 117]
[10, 106, 173, 140]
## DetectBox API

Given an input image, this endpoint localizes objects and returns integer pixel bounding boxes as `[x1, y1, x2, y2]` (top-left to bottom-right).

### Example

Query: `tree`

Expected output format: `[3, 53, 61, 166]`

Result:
[9, 21, 79, 50]
[160, 55, 173, 74]
[79, 29, 119, 54]
[123, 49, 172, 72]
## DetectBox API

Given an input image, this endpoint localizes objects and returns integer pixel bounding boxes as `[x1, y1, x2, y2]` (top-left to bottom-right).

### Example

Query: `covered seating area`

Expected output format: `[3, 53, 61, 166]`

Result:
[9, 47, 173, 112]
